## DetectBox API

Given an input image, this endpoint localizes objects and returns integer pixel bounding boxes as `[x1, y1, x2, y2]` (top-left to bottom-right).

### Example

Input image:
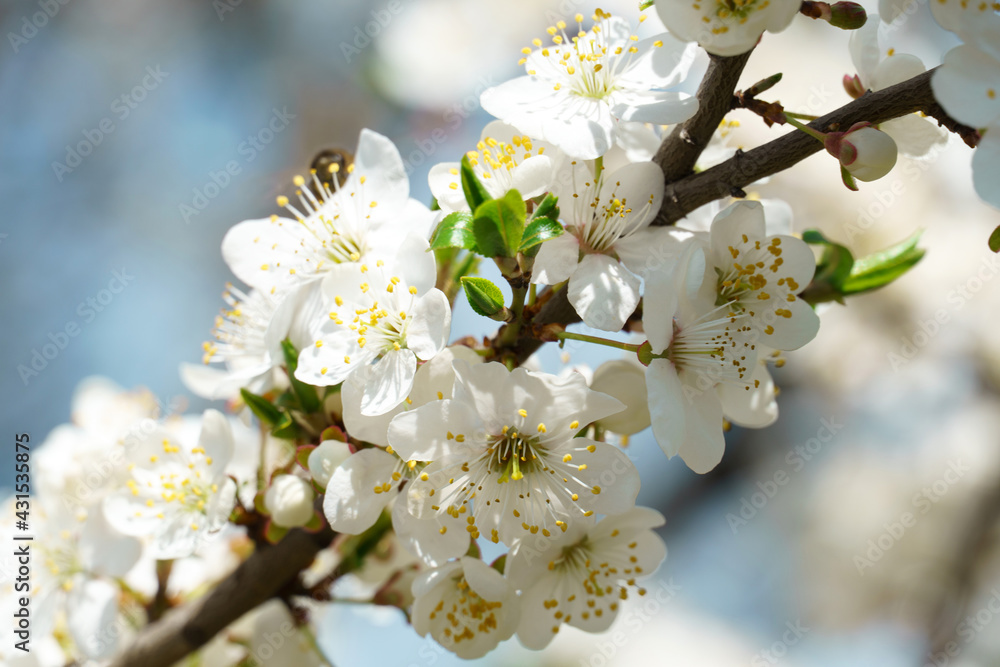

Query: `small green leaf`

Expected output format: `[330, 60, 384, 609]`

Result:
[491, 554, 507, 574]
[841, 231, 925, 294]
[461, 276, 507, 318]
[803, 229, 855, 291]
[271, 412, 303, 440]
[530, 193, 560, 222]
[429, 211, 478, 251]
[472, 189, 526, 258]
[295, 445, 316, 470]
[240, 388, 282, 426]
[840, 164, 859, 191]
[253, 490, 268, 514]
[281, 339, 321, 414]
[989, 225, 1000, 253]
[519, 217, 564, 258]
[461, 155, 492, 212]
[264, 520, 288, 544]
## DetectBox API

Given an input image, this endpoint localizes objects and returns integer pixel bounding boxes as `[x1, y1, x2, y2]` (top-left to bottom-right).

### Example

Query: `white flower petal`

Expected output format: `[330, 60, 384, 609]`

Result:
[360, 348, 418, 416]
[881, 114, 948, 159]
[646, 359, 687, 458]
[323, 448, 397, 534]
[407, 289, 451, 360]
[872, 53, 926, 90]
[932, 45, 1000, 129]
[460, 556, 508, 602]
[612, 91, 698, 125]
[567, 254, 641, 331]
[717, 361, 778, 428]
[849, 18, 881, 85]
[66, 578, 119, 659]
[973, 125, 1000, 209]
[392, 234, 437, 296]
[353, 128, 410, 211]
[199, 409, 234, 477]
[308, 438, 353, 487]
[387, 398, 483, 462]
[759, 295, 821, 351]
[531, 232, 580, 285]
[78, 510, 141, 577]
[571, 440, 641, 515]
[510, 155, 554, 199]
[428, 162, 466, 212]
[392, 497, 469, 566]
[677, 388, 726, 473]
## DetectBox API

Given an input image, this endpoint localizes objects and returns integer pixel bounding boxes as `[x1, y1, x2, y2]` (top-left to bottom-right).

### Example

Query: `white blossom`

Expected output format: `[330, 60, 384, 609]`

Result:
[221, 129, 435, 298]
[295, 235, 451, 416]
[848, 18, 948, 159]
[388, 360, 638, 545]
[507, 506, 666, 649]
[532, 159, 666, 331]
[264, 474, 315, 528]
[103, 409, 238, 559]
[428, 121, 559, 212]
[411, 556, 520, 659]
[654, 0, 801, 56]
[480, 10, 698, 159]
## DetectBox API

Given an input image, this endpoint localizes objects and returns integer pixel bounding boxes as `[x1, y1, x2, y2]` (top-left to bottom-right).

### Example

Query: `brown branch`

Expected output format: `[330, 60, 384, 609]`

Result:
[653, 68, 968, 225]
[655, 51, 754, 184]
[109, 526, 334, 667]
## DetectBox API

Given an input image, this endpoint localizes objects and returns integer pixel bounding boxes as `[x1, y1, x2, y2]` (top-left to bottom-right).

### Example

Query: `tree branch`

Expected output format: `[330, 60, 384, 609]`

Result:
[109, 526, 334, 667]
[111, 65, 963, 667]
[653, 68, 961, 225]
[655, 51, 754, 183]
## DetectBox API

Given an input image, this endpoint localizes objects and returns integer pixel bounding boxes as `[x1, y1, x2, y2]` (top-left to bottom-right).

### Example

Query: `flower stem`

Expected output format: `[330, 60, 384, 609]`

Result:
[785, 111, 819, 121]
[527, 283, 537, 307]
[556, 331, 640, 352]
[783, 115, 827, 143]
[498, 286, 528, 347]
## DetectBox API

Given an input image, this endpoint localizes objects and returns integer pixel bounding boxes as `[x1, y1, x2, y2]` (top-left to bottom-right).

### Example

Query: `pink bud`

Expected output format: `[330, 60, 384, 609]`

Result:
[833, 127, 898, 182]
[842, 74, 866, 99]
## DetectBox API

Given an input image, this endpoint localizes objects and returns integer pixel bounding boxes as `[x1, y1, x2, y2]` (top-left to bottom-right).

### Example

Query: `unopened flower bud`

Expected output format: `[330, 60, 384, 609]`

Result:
[264, 474, 315, 528]
[826, 125, 897, 182]
[842, 74, 866, 99]
[829, 2, 867, 29]
[591, 360, 651, 435]
[308, 439, 352, 487]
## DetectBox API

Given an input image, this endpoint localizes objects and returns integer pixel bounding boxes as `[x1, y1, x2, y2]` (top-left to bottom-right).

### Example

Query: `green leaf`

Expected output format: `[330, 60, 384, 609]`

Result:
[429, 211, 478, 251]
[240, 388, 281, 426]
[989, 225, 1000, 253]
[264, 520, 288, 544]
[840, 165, 859, 191]
[491, 554, 507, 574]
[295, 445, 316, 470]
[281, 339, 321, 414]
[461, 155, 492, 212]
[271, 412, 303, 440]
[519, 217, 564, 258]
[841, 231, 925, 294]
[803, 229, 855, 291]
[461, 276, 506, 318]
[472, 189, 526, 258]
[530, 193, 559, 222]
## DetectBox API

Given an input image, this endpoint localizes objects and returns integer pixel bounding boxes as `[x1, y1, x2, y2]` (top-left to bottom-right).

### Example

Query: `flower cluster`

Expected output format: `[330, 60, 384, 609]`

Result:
[9, 2, 991, 664]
